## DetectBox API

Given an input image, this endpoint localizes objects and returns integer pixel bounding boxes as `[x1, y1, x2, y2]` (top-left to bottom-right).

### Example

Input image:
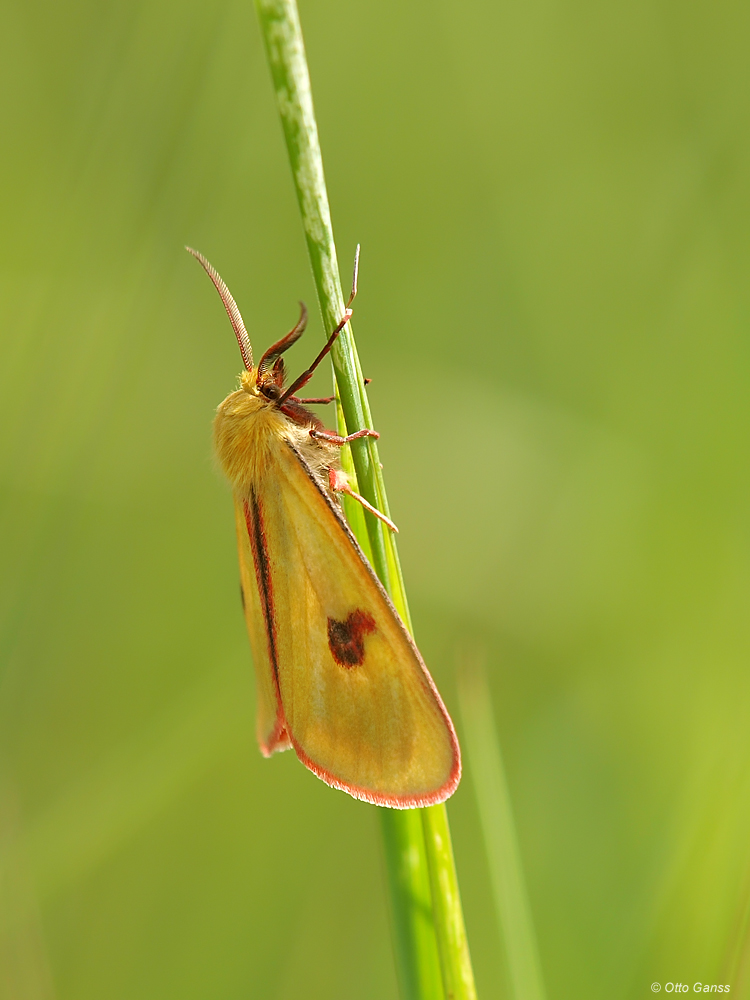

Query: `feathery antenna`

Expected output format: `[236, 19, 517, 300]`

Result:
[186, 247, 254, 371]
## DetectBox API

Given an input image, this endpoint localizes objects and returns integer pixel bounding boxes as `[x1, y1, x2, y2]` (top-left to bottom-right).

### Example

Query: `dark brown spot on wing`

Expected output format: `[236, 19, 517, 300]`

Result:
[327, 609, 377, 668]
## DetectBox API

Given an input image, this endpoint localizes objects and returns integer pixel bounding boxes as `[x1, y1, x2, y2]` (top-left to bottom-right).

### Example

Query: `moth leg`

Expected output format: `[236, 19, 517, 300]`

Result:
[311, 427, 379, 445]
[291, 394, 336, 405]
[291, 377, 371, 405]
[328, 468, 398, 533]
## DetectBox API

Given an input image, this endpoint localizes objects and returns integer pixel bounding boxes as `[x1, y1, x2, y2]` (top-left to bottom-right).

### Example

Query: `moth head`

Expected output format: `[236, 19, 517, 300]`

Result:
[237, 364, 289, 402]
[187, 247, 308, 406]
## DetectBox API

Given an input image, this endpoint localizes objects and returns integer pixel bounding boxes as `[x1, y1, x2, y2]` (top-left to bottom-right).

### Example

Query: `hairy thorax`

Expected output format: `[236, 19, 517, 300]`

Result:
[213, 374, 339, 495]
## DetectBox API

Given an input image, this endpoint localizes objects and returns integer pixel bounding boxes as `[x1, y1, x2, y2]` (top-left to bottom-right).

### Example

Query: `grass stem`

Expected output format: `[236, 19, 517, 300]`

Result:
[253, 3, 476, 997]
[422, 805, 478, 1000]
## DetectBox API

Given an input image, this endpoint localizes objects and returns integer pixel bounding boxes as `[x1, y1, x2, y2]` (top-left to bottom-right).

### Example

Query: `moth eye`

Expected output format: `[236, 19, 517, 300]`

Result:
[261, 382, 282, 401]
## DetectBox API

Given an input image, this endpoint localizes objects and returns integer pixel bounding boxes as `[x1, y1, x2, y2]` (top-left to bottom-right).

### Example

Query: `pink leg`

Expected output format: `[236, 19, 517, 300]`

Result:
[292, 385, 367, 404]
[291, 395, 336, 405]
[311, 427, 380, 445]
[328, 469, 398, 533]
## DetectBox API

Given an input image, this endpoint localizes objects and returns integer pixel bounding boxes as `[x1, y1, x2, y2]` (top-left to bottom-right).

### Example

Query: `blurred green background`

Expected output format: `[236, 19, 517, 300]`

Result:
[2, 0, 750, 997]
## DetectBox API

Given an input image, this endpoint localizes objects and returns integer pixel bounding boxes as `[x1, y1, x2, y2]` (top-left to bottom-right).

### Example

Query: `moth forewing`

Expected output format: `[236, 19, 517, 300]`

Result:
[262, 443, 459, 805]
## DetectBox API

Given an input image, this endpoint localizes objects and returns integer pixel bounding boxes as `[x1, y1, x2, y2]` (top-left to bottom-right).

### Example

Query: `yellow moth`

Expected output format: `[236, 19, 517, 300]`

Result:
[189, 247, 460, 807]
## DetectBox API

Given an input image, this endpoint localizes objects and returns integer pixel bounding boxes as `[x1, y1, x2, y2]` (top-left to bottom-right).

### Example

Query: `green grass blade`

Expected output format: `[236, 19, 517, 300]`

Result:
[719, 862, 750, 997]
[380, 809, 444, 1000]
[458, 658, 547, 1000]
[253, 3, 476, 998]
[421, 804, 478, 1000]
[252, 0, 389, 583]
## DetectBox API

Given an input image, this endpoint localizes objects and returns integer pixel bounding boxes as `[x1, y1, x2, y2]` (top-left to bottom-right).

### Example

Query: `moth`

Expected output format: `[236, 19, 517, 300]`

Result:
[189, 247, 460, 807]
